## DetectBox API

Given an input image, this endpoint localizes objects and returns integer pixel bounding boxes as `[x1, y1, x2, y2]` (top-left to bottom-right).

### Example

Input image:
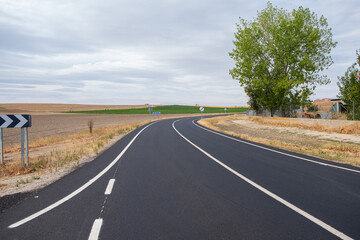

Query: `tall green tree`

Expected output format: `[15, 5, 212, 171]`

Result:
[337, 51, 360, 120]
[229, 2, 337, 116]
[244, 85, 262, 113]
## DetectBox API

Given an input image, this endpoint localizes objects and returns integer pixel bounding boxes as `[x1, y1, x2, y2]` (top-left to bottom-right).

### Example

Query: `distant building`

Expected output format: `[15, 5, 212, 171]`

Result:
[312, 98, 347, 114]
[314, 98, 331, 103]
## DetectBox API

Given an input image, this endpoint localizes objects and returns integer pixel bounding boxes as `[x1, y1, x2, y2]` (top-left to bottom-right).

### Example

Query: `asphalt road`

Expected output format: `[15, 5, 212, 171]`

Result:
[0, 116, 359, 239]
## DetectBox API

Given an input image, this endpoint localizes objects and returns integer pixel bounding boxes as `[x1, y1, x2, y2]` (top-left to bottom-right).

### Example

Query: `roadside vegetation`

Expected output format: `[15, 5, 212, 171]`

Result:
[0, 122, 147, 179]
[229, 2, 337, 116]
[337, 50, 360, 120]
[66, 105, 247, 114]
[199, 115, 360, 167]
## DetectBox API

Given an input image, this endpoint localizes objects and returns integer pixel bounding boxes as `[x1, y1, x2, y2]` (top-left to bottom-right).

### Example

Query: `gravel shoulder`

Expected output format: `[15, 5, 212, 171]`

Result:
[198, 115, 360, 167]
[231, 119, 360, 144]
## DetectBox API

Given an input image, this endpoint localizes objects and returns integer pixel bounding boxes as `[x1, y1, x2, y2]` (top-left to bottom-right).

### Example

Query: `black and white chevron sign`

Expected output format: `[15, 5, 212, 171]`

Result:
[0, 115, 31, 128]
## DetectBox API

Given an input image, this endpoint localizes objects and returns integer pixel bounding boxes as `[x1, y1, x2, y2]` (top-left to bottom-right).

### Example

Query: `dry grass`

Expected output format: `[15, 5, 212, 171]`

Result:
[0, 121, 148, 178]
[1, 114, 153, 148]
[247, 116, 360, 135]
[199, 115, 360, 167]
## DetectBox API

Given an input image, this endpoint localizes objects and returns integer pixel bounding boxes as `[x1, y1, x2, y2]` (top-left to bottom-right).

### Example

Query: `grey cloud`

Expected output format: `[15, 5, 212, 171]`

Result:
[0, 0, 359, 105]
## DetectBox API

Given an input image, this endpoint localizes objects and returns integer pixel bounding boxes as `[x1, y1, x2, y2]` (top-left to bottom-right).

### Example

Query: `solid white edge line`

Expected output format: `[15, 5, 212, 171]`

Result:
[172, 120, 353, 240]
[88, 218, 103, 240]
[104, 179, 115, 195]
[8, 122, 157, 229]
[193, 120, 360, 174]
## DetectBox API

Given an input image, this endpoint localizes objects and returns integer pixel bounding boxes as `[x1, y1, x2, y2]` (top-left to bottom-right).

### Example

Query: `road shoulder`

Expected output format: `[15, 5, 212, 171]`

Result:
[198, 115, 360, 167]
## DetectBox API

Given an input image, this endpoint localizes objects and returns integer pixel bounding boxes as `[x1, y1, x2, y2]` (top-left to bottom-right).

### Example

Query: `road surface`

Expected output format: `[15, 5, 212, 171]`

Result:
[0, 116, 359, 239]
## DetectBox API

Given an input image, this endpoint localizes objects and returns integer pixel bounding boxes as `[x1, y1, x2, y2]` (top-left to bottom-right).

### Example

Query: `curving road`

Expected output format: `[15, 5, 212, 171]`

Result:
[0, 116, 359, 239]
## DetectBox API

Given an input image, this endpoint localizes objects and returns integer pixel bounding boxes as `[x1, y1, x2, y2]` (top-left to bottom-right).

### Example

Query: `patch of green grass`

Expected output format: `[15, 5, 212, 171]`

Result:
[64, 105, 247, 114]
[15, 178, 30, 187]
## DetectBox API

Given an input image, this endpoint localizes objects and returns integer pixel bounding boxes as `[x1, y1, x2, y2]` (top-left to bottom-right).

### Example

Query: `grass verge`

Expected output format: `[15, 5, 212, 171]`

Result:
[198, 115, 360, 167]
[248, 116, 360, 135]
[0, 121, 148, 179]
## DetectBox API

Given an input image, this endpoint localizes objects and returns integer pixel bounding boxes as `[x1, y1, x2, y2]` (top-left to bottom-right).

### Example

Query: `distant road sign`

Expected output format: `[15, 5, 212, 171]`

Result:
[199, 107, 204, 112]
[152, 112, 161, 114]
[0, 115, 31, 128]
[148, 107, 153, 112]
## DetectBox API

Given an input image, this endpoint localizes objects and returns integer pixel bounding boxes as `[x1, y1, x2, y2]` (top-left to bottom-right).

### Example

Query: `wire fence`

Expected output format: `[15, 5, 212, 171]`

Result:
[246, 101, 357, 120]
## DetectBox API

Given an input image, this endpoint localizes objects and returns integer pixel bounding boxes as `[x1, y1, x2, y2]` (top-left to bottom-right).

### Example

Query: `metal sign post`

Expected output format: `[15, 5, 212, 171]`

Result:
[21, 128, 24, 167]
[25, 127, 29, 168]
[152, 112, 161, 120]
[20, 127, 29, 168]
[148, 107, 153, 121]
[199, 107, 204, 119]
[0, 114, 31, 167]
[0, 128, 3, 164]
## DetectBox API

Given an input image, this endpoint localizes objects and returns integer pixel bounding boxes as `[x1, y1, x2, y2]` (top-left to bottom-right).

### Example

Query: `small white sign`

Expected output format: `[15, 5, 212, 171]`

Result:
[199, 107, 204, 112]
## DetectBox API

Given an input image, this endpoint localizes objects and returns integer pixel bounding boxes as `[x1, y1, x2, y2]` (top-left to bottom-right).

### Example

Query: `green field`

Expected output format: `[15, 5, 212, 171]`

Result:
[67, 105, 247, 114]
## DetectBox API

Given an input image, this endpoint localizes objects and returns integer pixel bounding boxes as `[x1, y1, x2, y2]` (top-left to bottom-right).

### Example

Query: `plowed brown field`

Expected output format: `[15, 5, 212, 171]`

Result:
[0, 103, 152, 114]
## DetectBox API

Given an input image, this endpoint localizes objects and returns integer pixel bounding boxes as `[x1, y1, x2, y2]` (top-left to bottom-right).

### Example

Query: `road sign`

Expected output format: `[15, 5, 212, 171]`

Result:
[224, 108, 227, 113]
[148, 107, 152, 112]
[152, 112, 161, 114]
[199, 107, 204, 112]
[0, 115, 31, 128]
[0, 115, 31, 167]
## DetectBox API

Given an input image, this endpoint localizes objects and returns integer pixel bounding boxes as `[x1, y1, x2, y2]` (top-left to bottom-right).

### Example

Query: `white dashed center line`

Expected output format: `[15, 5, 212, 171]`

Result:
[104, 179, 115, 195]
[88, 218, 103, 240]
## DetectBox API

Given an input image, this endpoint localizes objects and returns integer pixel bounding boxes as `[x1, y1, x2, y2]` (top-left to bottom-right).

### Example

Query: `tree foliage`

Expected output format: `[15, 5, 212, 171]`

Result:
[337, 51, 360, 120]
[229, 2, 337, 116]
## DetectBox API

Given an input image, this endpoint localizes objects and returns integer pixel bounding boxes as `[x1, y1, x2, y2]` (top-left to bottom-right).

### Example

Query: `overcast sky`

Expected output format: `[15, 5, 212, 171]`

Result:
[0, 0, 359, 106]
